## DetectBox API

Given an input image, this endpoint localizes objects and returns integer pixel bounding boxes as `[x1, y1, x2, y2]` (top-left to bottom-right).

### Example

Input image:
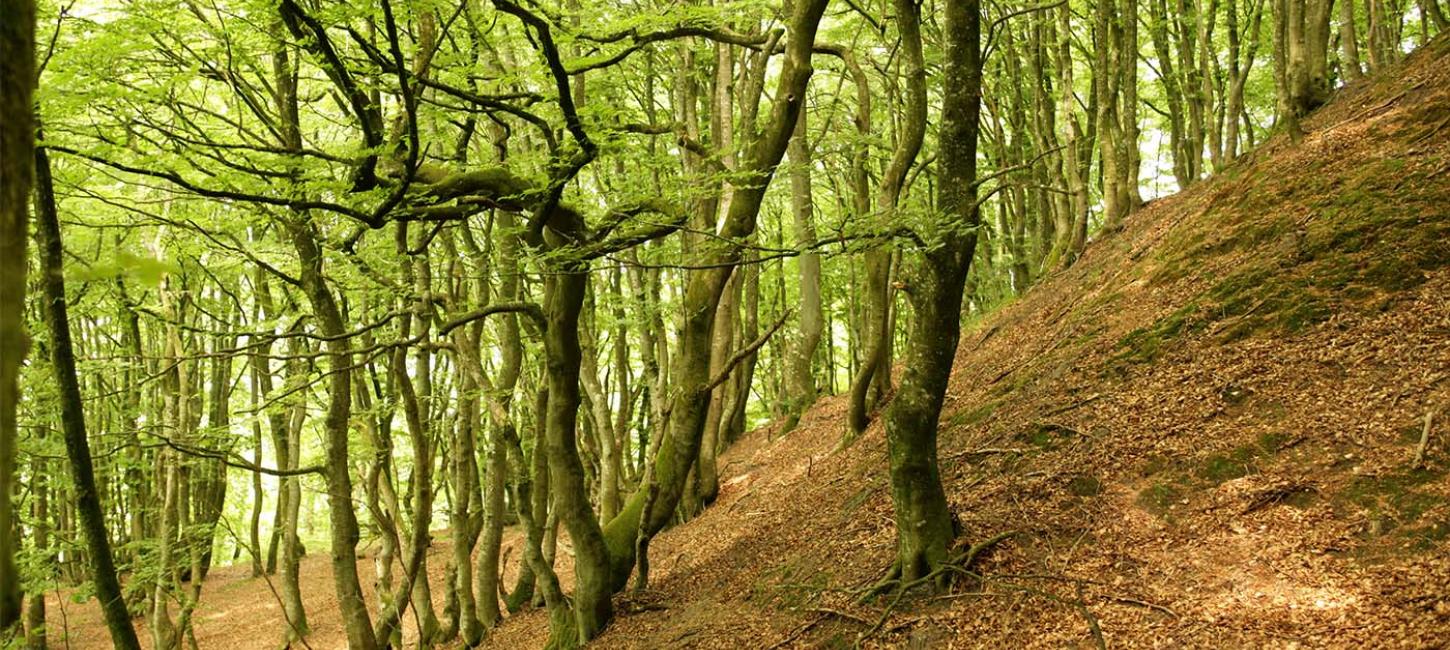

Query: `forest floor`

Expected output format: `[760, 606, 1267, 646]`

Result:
[50, 34, 1450, 650]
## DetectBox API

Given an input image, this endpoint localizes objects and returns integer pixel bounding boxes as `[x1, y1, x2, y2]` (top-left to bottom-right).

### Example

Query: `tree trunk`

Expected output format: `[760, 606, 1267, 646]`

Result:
[1341, 0, 1364, 80]
[25, 455, 47, 650]
[601, 0, 830, 591]
[541, 264, 614, 646]
[32, 142, 143, 650]
[883, 0, 983, 585]
[288, 217, 377, 650]
[785, 108, 823, 430]
[849, 0, 926, 437]
[0, 0, 36, 632]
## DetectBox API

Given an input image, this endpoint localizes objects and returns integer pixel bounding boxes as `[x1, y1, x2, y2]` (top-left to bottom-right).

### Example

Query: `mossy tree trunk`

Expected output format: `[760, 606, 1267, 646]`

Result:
[883, 0, 982, 585]
[540, 262, 615, 645]
[600, 0, 832, 590]
[0, 0, 36, 633]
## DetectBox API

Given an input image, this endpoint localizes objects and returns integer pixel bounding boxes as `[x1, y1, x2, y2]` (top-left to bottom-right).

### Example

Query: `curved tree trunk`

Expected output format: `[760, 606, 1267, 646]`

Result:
[288, 218, 378, 650]
[601, 0, 830, 591]
[882, 0, 982, 585]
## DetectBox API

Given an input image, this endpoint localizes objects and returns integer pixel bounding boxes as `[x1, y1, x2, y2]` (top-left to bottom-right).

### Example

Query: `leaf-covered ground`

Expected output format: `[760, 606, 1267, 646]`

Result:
[50, 33, 1450, 650]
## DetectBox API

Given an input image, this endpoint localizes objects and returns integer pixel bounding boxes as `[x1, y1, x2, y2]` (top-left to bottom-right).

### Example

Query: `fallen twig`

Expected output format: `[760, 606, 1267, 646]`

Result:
[1413, 407, 1436, 468]
[945, 447, 1029, 461]
[766, 615, 826, 650]
[1103, 595, 1179, 620]
[1042, 393, 1103, 418]
[1075, 583, 1107, 650]
[809, 606, 873, 626]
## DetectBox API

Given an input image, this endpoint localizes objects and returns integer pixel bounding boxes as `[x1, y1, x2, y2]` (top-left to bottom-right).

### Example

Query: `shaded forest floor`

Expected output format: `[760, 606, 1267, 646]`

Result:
[52, 35, 1450, 650]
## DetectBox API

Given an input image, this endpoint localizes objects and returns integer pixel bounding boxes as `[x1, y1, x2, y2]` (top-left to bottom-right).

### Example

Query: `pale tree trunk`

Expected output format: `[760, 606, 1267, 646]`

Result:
[246, 359, 264, 580]
[252, 276, 309, 644]
[581, 298, 620, 522]
[785, 107, 823, 430]
[444, 322, 482, 644]
[1097, 0, 1126, 226]
[470, 212, 524, 631]
[151, 454, 179, 650]
[1054, 3, 1092, 266]
[609, 269, 634, 491]
[1341, 0, 1364, 80]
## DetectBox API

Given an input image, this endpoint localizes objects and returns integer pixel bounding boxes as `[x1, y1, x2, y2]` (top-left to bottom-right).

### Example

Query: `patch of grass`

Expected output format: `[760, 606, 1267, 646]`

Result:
[1066, 475, 1104, 497]
[1138, 455, 1174, 478]
[947, 399, 999, 431]
[1017, 422, 1079, 450]
[1398, 424, 1428, 444]
[1403, 517, 1450, 551]
[1113, 303, 1206, 364]
[1256, 431, 1291, 453]
[1196, 445, 1261, 485]
[1339, 466, 1449, 540]
[1137, 481, 1184, 516]
[1131, 152, 1450, 354]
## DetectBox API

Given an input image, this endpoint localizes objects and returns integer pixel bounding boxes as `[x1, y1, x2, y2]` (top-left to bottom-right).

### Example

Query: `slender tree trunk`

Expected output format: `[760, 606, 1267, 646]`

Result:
[1341, 0, 1364, 80]
[288, 218, 377, 650]
[1053, 3, 1092, 266]
[601, 0, 830, 591]
[25, 454, 47, 650]
[1420, 0, 1450, 31]
[785, 108, 823, 430]
[32, 143, 143, 650]
[247, 362, 264, 579]
[849, 0, 925, 437]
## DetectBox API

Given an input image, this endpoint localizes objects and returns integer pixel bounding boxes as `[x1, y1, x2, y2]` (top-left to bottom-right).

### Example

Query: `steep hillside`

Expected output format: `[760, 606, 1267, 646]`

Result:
[45, 34, 1450, 650]
[485, 36, 1450, 648]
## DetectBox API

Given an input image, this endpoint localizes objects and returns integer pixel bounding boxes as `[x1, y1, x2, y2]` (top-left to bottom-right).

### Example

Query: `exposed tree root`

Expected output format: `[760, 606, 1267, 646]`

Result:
[852, 531, 1019, 647]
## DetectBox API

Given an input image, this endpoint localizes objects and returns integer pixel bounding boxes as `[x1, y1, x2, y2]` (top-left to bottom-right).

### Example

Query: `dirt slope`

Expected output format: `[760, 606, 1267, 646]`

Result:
[484, 36, 1450, 648]
[48, 35, 1450, 650]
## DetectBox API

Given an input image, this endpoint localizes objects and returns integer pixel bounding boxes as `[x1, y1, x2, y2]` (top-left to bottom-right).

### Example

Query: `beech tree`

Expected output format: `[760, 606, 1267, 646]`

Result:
[1, 0, 36, 636]
[3, 0, 1440, 648]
